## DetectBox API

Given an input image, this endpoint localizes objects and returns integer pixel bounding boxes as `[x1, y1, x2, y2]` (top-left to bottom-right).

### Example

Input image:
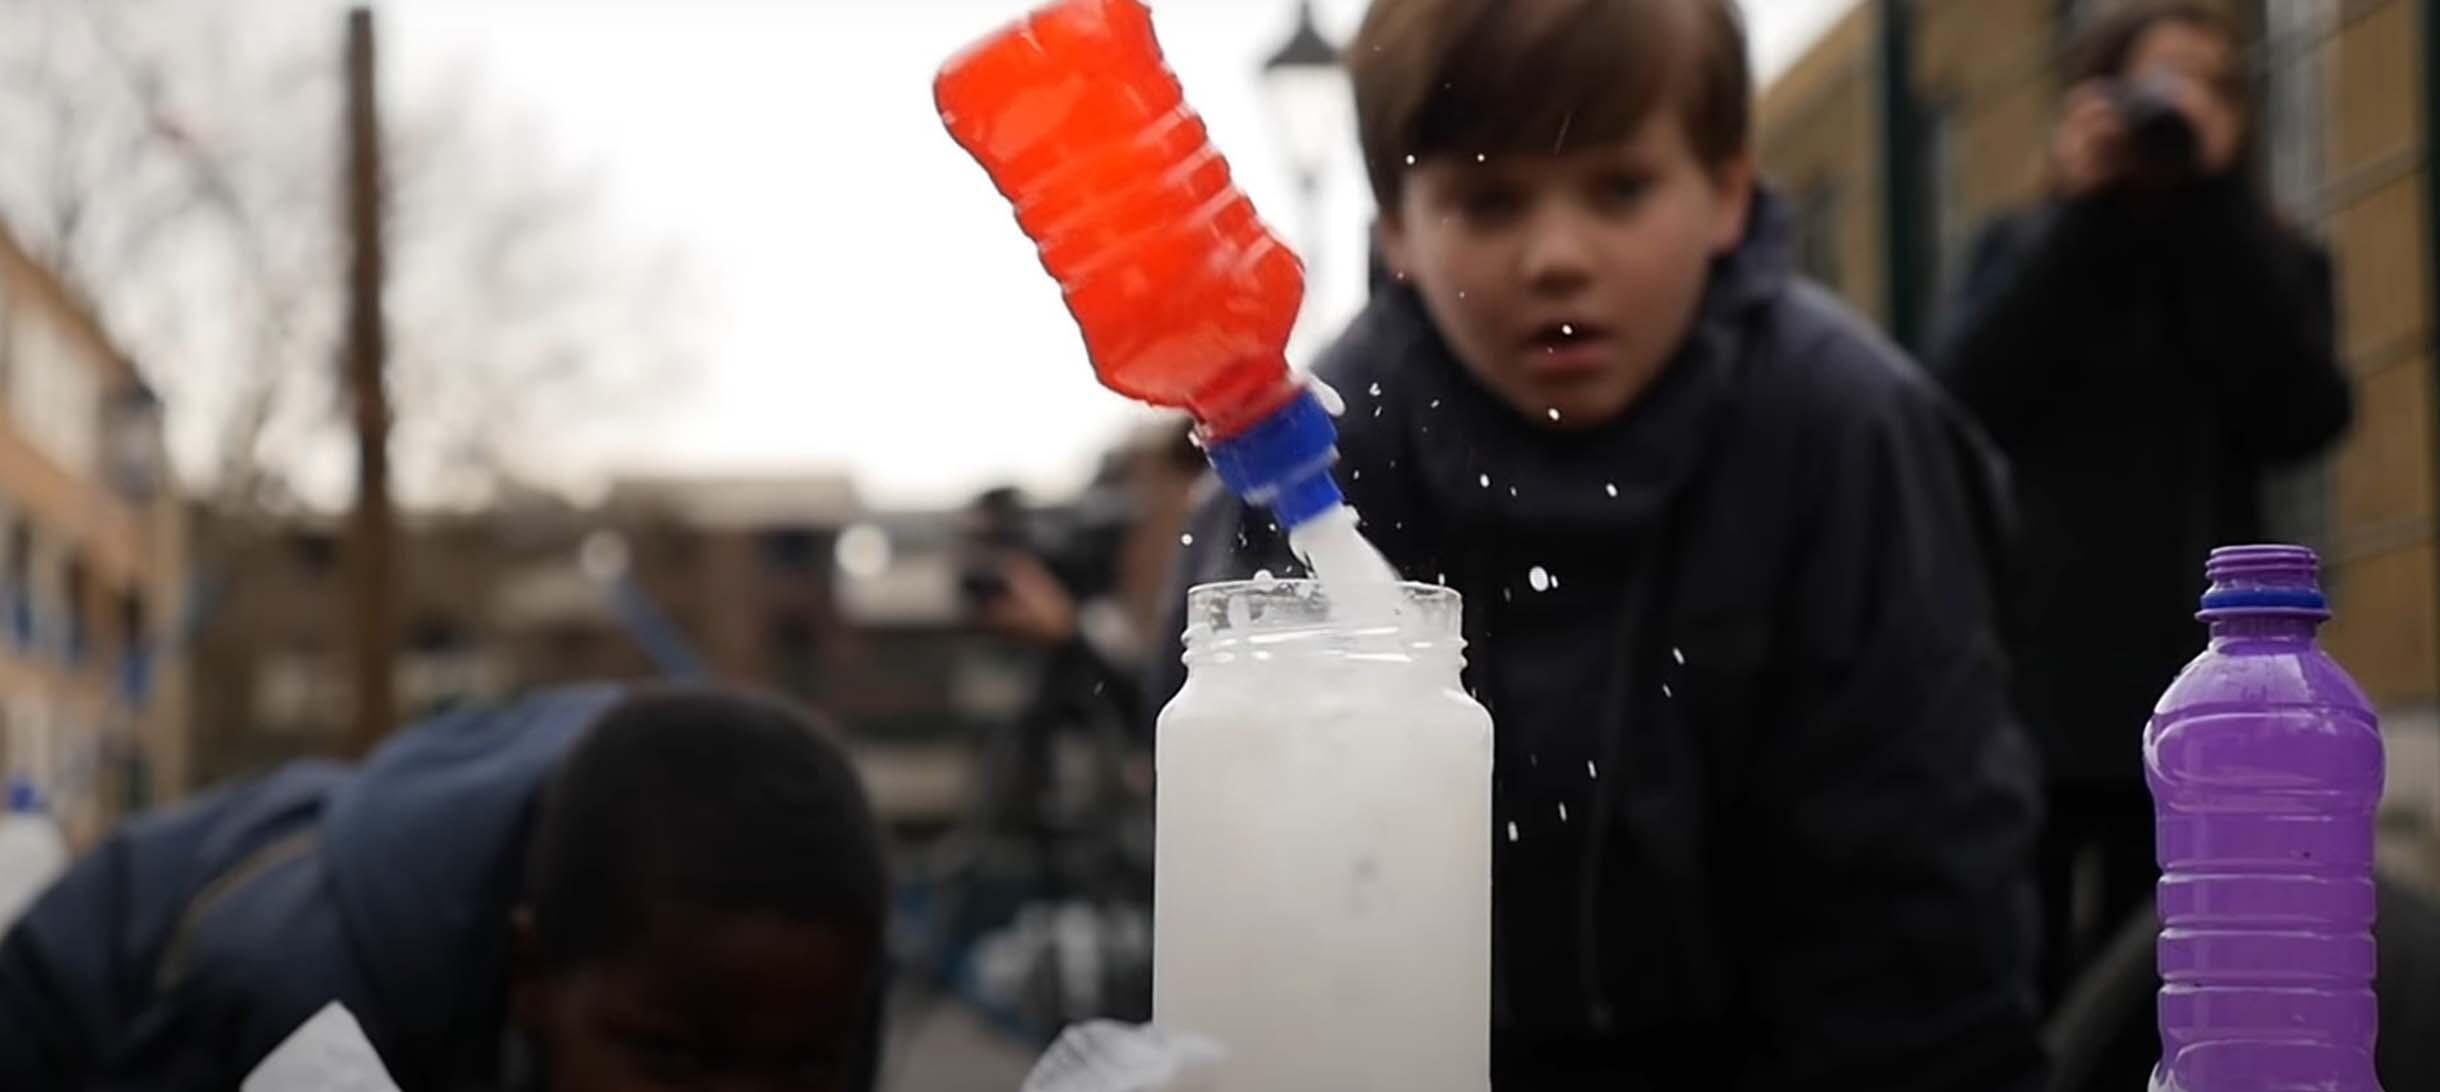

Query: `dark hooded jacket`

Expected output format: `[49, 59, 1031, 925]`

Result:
[1929, 176, 2352, 786]
[0, 686, 882, 1091]
[1152, 193, 2048, 1090]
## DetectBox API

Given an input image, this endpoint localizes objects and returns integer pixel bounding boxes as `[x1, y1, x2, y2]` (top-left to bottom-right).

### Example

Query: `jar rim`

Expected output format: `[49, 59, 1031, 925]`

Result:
[1188, 577, 1457, 605]
[1184, 578, 1463, 641]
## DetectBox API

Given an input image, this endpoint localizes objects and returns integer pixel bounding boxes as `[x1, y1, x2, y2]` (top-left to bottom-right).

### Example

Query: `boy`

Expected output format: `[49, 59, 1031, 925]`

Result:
[0, 684, 889, 1091]
[1154, 1, 2046, 1087]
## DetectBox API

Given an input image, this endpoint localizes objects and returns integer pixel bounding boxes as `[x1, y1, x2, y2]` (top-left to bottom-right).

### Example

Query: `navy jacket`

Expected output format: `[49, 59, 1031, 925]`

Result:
[0, 685, 878, 1091]
[1154, 193, 2049, 1090]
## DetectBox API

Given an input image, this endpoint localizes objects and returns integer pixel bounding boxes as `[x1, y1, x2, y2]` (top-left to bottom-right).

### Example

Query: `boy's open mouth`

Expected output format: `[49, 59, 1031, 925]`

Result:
[1522, 320, 1614, 375]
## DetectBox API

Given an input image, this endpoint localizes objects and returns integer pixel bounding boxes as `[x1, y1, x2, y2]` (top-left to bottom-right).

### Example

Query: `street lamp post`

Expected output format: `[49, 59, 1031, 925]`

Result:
[1260, 0, 1347, 336]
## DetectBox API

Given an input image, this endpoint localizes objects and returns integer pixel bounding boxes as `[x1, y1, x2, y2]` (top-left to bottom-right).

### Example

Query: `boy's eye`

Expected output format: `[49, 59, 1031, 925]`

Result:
[1592, 171, 1653, 209]
[1455, 186, 1522, 224]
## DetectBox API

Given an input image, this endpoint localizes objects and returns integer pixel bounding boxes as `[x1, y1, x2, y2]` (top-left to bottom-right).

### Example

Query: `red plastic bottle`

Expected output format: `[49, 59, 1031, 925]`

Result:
[934, 0, 1305, 441]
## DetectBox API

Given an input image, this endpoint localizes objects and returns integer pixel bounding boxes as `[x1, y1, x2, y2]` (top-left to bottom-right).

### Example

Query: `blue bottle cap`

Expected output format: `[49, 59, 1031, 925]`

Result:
[1205, 387, 1344, 530]
[5, 776, 39, 814]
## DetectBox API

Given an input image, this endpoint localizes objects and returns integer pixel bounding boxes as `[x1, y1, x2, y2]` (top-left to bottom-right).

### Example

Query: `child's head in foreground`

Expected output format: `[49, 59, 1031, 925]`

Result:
[1352, 0, 1757, 428]
[511, 686, 888, 1092]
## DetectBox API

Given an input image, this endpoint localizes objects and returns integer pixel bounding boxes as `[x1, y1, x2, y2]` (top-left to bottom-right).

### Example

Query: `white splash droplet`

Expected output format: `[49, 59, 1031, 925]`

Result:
[1479, 473, 1492, 489]
[1506, 821, 1520, 842]
[1605, 483, 1620, 498]
[1351, 469, 1362, 481]
[1672, 647, 1686, 665]
[1180, 533, 1195, 547]
[1560, 323, 1575, 336]
[1547, 408, 1563, 422]
[1475, 153, 1487, 163]
[1587, 761, 1600, 780]
[1368, 382, 1382, 396]
[1661, 684, 1674, 698]
[1558, 803, 1569, 822]
[1404, 153, 1417, 165]
[1428, 400, 1440, 411]
[1528, 566, 1553, 592]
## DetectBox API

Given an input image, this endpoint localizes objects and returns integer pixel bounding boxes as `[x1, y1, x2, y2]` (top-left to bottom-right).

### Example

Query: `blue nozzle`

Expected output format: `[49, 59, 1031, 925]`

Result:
[5, 776, 39, 814]
[1205, 388, 1343, 529]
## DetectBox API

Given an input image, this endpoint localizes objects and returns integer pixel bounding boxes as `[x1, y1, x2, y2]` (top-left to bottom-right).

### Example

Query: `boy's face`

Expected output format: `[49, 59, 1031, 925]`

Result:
[1380, 107, 1753, 429]
[514, 907, 877, 1092]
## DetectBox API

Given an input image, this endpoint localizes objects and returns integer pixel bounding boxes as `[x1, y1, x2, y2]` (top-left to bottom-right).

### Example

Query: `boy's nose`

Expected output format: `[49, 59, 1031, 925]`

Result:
[1518, 214, 1594, 297]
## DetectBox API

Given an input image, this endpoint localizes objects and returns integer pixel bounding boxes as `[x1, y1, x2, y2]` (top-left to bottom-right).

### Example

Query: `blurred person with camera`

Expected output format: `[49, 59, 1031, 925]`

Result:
[963, 426, 1207, 762]
[1930, 1, 2352, 1005]
[935, 429, 1200, 1032]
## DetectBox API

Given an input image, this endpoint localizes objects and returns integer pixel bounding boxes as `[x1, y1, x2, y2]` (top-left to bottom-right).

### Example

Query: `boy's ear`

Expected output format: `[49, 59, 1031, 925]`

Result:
[1708, 153, 1758, 254]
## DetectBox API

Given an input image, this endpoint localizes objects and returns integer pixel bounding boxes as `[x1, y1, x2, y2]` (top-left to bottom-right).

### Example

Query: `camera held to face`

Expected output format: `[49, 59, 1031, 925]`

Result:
[2109, 76, 2202, 187]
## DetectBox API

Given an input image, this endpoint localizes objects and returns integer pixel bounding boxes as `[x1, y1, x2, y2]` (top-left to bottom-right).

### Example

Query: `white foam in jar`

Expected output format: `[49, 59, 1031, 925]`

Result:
[1155, 579, 1491, 1090]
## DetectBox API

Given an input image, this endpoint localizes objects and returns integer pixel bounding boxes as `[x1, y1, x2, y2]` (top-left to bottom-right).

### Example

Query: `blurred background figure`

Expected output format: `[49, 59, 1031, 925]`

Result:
[894, 424, 1203, 1048]
[1928, 0, 2352, 1009]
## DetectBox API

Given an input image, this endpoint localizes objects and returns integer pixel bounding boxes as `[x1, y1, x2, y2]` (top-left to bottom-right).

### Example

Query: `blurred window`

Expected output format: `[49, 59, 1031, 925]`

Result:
[760, 527, 825, 573]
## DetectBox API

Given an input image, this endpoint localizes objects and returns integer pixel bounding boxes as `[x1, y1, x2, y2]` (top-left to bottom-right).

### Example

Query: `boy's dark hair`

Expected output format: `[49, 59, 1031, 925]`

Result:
[521, 685, 888, 973]
[1349, 0, 1752, 209]
[2064, 1, 2245, 101]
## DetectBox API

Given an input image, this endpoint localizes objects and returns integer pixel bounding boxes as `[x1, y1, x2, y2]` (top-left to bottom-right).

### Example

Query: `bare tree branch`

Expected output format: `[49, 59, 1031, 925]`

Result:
[0, 0, 696, 516]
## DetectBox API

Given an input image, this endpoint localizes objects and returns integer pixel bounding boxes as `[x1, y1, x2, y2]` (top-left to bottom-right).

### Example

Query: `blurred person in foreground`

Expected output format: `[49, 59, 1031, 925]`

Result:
[1155, 0, 2044, 1086]
[1929, 1, 2351, 1003]
[0, 684, 888, 1091]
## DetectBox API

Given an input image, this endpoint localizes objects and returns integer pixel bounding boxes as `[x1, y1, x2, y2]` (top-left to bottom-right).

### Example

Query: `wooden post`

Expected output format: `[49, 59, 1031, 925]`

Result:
[342, 7, 397, 756]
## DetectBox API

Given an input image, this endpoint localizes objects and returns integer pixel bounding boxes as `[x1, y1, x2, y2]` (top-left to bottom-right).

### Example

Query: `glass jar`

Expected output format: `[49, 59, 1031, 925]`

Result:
[1154, 578, 1490, 1090]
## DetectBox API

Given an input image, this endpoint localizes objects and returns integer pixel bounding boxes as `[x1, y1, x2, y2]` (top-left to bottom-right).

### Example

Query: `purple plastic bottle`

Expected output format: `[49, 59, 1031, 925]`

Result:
[2147, 545, 2385, 1092]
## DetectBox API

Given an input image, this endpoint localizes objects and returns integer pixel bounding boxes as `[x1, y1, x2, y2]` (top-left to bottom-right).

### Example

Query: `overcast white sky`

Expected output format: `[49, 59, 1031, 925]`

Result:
[376, 0, 1860, 507]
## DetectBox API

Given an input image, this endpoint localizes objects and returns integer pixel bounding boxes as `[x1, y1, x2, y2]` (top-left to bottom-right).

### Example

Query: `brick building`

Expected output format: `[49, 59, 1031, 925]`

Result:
[183, 414, 1206, 830]
[186, 473, 1010, 826]
[0, 223, 186, 843]
[185, 476, 874, 780]
[182, 499, 590, 786]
